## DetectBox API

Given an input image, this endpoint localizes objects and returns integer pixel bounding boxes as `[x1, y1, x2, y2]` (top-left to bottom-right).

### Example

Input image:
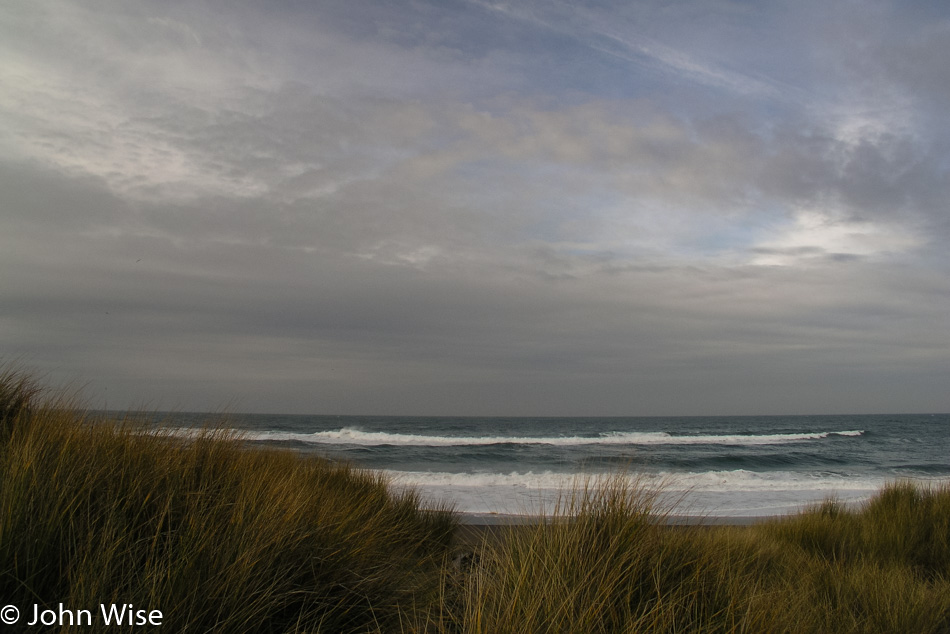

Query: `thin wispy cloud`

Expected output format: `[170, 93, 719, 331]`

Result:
[468, 0, 786, 99]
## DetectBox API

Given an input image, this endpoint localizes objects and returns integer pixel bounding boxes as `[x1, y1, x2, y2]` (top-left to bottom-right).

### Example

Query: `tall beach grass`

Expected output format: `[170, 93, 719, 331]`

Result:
[0, 368, 456, 632]
[444, 479, 950, 633]
[2, 368, 949, 632]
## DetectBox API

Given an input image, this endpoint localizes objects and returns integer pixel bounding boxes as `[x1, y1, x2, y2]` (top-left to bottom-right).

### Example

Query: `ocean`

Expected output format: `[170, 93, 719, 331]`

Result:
[149, 412, 950, 519]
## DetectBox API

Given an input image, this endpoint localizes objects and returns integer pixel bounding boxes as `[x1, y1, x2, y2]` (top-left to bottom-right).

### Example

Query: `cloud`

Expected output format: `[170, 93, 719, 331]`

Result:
[1, 0, 949, 414]
[467, 0, 786, 99]
[748, 207, 921, 266]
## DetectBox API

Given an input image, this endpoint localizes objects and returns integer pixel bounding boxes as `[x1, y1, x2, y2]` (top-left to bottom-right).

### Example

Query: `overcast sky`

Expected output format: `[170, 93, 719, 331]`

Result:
[2, 0, 949, 416]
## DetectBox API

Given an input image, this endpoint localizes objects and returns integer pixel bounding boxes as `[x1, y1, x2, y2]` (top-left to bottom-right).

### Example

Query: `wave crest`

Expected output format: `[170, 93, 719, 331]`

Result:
[169, 427, 866, 447]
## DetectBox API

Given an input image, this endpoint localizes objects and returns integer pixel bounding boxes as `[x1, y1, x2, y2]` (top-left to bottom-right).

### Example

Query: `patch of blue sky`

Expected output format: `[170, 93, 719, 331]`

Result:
[680, 206, 793, 259]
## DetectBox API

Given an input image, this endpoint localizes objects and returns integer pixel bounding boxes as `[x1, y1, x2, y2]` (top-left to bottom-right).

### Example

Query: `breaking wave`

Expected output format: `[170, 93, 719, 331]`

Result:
[163, 427, 865, 447]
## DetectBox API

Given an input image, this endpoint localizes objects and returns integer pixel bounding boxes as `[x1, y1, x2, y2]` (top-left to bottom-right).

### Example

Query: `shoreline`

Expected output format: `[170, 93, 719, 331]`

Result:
[451, 511, 779, 550]
[457, 511, 775, 526]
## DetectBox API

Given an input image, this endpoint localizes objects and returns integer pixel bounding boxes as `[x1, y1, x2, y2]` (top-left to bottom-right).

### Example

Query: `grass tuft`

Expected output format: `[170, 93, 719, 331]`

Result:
[0, 366, 42, 438]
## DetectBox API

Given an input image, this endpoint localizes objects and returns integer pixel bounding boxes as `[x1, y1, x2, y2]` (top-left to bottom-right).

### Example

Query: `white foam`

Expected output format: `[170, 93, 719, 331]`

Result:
[386, 469, 949, 517]
[172, 427, 865, 447]
[384, 469, 882, 493]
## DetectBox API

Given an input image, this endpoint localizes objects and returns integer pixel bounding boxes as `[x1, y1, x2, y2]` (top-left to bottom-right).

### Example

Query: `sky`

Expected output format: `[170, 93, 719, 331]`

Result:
[2, 0, 949, 416]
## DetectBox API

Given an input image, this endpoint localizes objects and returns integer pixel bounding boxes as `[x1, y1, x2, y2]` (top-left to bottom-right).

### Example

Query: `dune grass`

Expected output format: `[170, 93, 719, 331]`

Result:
[446, 481, 950, 633]
[0, 368, 456, 632]
[2, 369, 949, 632]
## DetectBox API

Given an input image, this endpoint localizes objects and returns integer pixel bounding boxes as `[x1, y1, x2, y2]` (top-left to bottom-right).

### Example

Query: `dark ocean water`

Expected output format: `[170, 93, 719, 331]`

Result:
[144, 412, 950, 517]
